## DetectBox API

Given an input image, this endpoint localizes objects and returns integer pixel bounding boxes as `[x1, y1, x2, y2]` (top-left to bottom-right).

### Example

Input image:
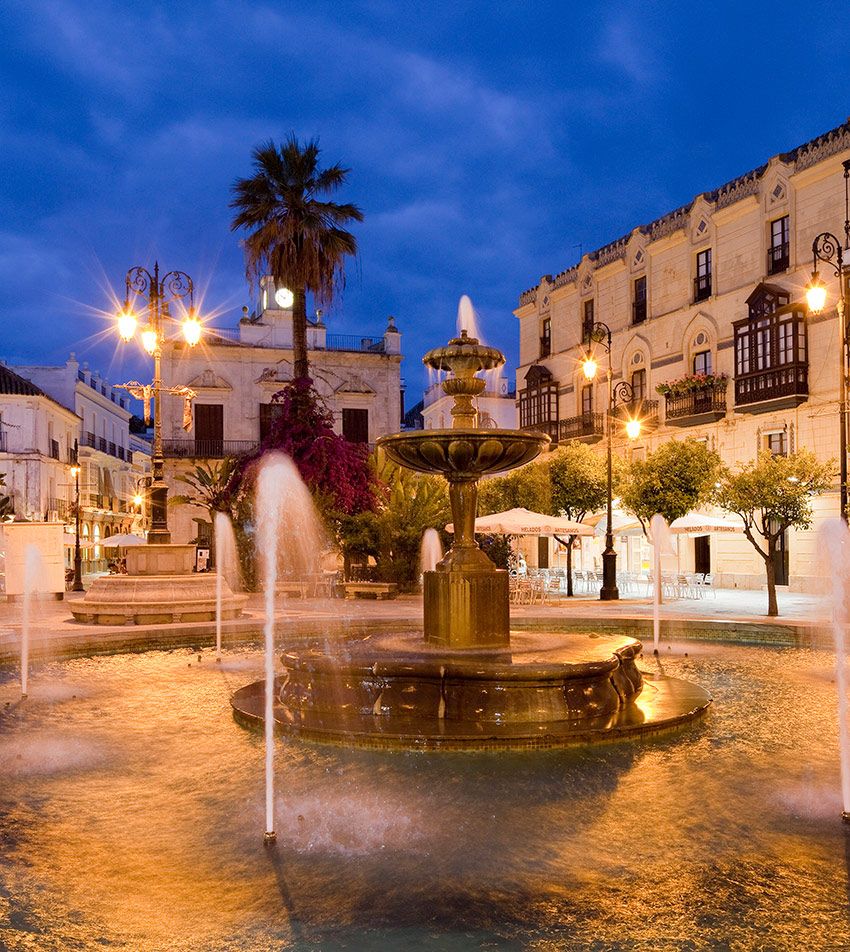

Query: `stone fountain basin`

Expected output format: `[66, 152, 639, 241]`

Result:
[377, 429, 550, 478]
[231, 630, 712, 751]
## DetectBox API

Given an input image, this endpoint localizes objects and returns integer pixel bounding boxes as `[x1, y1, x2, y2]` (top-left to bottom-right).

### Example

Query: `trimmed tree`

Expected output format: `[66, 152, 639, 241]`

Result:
[230, 136, 363, 382]
[714, 449, 833, 617]
[549, 442, 608, 596]
[620, 438, 721, 530]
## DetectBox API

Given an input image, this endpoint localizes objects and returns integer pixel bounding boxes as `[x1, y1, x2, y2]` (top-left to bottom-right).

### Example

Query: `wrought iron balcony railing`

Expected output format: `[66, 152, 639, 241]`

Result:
[162, 439, 260, 459]
[693, 274, 712, 302]
[767, 242, 789, 275]
[559, 413, 604, 443]
[665, 383, 727, 425]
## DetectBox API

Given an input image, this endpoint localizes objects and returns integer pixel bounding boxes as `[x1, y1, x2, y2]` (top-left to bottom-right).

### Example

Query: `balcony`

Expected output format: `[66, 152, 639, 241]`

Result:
[559, 413, 604, 444]
[614, 398, 659, 431]
[734, 362, 808, 413]
[162, 439, 260, 459]
[523, 422, 559, 443]
[693, 274, 712, 303]
[81, 431, 130, 462]
[665, 383, 727, 427]
[767, 242, 789, 275]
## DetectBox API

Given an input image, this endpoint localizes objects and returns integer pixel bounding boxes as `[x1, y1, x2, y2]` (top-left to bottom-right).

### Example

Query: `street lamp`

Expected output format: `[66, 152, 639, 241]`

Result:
[114, 263, 202, 544]
[69, 441, 83, 592]
[805, 158, 850, 522]
[583, 321, 642, 600]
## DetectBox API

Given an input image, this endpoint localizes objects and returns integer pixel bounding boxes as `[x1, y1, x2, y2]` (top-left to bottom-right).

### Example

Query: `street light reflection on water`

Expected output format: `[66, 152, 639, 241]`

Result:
[1, 641, 849, 950]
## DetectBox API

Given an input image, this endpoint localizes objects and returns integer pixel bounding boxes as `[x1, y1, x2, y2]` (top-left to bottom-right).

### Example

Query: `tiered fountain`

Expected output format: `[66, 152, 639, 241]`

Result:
[232, 327, 711, 749]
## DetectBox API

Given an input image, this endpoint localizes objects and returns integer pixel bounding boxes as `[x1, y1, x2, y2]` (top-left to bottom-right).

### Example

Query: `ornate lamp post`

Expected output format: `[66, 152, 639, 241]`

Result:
[114, 263, 202, 544]
[69, 441, 83, 592]
[582, 322, 642, 600]
[805, 159, 850, 522]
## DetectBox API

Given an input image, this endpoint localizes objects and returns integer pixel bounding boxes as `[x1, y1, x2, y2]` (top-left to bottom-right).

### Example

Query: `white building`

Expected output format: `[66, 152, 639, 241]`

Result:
[514, 117, 850, 591]
[0, 363, 79, 523]
[13, 356, 149, 569]
[160, 276, 404, 545]
[423, 377, 517, 430]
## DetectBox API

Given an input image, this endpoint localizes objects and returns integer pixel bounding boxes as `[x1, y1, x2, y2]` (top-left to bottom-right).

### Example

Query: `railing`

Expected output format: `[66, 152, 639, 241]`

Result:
[734, 362, 808, 407]
[614, 398, 659, 427]
[80, 431, 129, 462]
[767, 242, 789, 275]
[693, 274, 712, 302]
[665, 384, 727, 422]
[162, 439, 260, 459]
[559, 413, 604, 442]
[524, 421, 560, 442]
[632, 300, 647, 324]
[47, 498, 69, 519]
[87, 493, 104, 508]
[325, 334, 386, 353]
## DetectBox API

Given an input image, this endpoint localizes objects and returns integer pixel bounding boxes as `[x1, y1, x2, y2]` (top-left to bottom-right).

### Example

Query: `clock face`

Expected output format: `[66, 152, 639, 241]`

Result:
[274, 287, 294, 309]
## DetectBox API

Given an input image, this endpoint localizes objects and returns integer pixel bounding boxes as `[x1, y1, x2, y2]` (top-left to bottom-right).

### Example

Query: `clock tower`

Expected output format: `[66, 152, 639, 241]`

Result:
[258, 275, 294, 316]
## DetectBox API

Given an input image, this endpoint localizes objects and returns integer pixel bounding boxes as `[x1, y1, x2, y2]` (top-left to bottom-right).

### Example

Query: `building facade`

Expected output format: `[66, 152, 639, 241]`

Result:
[160, 277, 404, 545]
[0, 364, 79, 525]
[12, 356, 150, 571]
[514, 119, 850, 591]
[422, 377, 517, 430]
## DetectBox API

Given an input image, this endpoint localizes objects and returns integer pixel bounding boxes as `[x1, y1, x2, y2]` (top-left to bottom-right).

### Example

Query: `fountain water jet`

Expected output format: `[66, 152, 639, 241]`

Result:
[233, 300, 711, 750]
[419, 529, 443, 579]
[214, 512, 240, 661]
[818, 518, 850, 822]
[20, 545, 41, 699]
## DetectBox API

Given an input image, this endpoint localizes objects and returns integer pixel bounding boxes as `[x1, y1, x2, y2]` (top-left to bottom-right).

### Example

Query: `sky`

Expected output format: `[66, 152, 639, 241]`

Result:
[2, 0, 850, 403]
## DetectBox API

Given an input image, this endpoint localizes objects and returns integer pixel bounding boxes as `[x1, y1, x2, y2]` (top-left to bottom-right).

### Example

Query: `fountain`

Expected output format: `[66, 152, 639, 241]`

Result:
[232, 318, 711, 749]
[214, 512, 240, 660]
[20, 545, 41, 699]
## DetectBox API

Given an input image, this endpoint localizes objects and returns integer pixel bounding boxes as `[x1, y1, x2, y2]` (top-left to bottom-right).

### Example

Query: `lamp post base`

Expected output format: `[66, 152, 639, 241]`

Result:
[600, 548, 620, 601]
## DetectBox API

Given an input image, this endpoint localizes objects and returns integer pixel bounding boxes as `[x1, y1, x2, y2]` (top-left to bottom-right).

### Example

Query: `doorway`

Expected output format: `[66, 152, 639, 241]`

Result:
[768, 519, 789, 585]
[195, 404, 224, 457]
[694, 535, 711, 575]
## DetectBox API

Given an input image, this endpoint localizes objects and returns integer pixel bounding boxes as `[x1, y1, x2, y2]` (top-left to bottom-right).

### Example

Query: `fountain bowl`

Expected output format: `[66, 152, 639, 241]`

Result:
[377, 429, 549, 479]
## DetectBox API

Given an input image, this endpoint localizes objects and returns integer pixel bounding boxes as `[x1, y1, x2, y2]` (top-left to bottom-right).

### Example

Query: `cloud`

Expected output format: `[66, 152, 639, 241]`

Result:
[597, 15, 658, 86]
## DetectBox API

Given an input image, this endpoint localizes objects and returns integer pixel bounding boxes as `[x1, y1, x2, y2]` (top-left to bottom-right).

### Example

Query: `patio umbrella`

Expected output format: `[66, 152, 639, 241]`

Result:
[590, 512, 644, 537]
[99, 533, 147, 547]
[446, 507, 594, 537]
[63, 533, 93, 549]
[669, 513, 742, 534]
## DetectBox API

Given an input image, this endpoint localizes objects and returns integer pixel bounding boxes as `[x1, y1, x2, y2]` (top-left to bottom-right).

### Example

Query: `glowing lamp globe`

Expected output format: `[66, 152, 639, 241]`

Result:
[805, 274, 827, 316]
[117, 307, 137, 342]
[625, 419, 641, 440]
[182, 311, 202, 346]
[141, 326, 158, 355]
[582, 356, 598, 380]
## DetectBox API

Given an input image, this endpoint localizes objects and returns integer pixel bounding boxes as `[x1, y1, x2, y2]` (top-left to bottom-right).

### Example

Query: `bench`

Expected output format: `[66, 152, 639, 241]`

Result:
[342, 582, 399, 600]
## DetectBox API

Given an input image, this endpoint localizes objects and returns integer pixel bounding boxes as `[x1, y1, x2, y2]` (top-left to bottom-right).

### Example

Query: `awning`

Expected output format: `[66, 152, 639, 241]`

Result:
[446, 507, 594, 537]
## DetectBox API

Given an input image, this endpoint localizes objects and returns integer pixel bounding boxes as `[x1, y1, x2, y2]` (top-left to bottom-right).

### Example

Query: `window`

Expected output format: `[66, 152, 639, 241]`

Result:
[259, 403, 285, 441]
[694, 248, 712, 301]
[768, 215, 789, 274]
[630, 369, 646, 401]
[766, 431, 787, 456]
[195, 404, 224, 456]
[540, 318, 551, 358]
[632, 276, 647, 324]
[581, 384, 593, 416]
[582, 299, 595, 342]
[693, 350, 712, 376]
[342, 408, 369, 444]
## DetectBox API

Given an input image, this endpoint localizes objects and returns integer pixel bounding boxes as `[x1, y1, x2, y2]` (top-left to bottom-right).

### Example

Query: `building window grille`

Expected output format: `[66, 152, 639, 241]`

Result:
[766, 431, 787, 456]
[767, 215, 790, 274]
[632, 276, 647, 325]
[694, 248, 712, 301]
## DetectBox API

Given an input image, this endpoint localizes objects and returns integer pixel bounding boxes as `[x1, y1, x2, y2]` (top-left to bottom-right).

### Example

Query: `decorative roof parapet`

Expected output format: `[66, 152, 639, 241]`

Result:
[517, 118, 850, 308]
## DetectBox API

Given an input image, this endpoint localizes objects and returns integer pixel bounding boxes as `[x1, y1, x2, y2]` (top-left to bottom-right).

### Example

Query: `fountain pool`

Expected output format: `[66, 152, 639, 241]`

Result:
[1, 640, 849, 950]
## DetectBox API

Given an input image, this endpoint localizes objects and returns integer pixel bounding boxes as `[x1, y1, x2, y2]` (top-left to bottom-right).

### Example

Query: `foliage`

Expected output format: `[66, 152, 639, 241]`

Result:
[714, 449, 834, 616]
[170, 457, 242, 517]
[230, 135, 363, 381]
[478, 459, 552, 516]
[619, 438, 722, 528]
[239, 379, 377, 518]
[478, 533, 515, 570]
[655, 373, 728, 397]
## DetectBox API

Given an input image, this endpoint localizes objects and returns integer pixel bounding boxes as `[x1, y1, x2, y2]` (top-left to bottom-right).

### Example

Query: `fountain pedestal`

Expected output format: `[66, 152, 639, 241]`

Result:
[424, 569, 509, 648]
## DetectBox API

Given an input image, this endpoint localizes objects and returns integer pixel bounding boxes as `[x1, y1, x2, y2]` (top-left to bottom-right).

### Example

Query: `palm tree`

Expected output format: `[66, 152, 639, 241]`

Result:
[230, 136, 363, 382]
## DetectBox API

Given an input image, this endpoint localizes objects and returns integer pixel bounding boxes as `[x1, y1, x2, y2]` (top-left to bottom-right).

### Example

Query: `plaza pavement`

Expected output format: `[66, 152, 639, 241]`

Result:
[0, 584, 835, 668]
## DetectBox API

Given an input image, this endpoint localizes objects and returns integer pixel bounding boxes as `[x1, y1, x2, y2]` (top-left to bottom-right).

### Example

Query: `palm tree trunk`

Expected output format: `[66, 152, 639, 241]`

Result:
[292, 286, 310, 382]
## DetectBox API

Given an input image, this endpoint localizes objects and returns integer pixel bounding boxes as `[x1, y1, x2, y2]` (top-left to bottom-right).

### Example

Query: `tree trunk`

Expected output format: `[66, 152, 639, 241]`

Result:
[292, 285, 310, 382]
[764, 542, 778, 617]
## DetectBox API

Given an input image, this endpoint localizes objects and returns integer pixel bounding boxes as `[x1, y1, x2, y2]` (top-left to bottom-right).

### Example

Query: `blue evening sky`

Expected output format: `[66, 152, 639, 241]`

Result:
[1, 0, 848, 403]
